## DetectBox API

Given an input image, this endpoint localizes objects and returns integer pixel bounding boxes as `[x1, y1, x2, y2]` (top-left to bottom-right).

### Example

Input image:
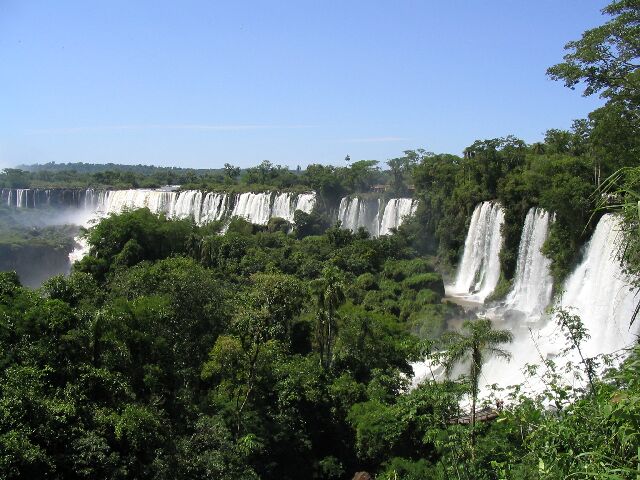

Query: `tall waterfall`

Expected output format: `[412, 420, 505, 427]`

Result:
[338, 197, 380, 236]
[337, 196, 417, 237]
[230, 192, 273, 225]
[416, 213, 639, 396]
[200, 193, 228, 224]
[558, 214, 638, 358]
[501, 208, 553, 319]
[379, 198, 417, 236]
[447, 201, 505, 303]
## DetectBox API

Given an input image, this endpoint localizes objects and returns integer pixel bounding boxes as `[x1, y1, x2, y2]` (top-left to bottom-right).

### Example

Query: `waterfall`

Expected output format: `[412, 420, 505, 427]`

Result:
[501, 208, 554, 319]
[2, 188, 43, 208]
[68, 237, 91, 264]
[337, 196, 416, 237]
[230, 192, 273, 225]
[18, 189, 27, 208]
[74, 188, 316, 226]
[557, 214, 638, 358]
[338, 197, 358, 231]
[271, 192, 292, 220]
[84, 188, 100, 210]
[295, 192, 316, 216]
[9, 188, 30, 208]
[3, 187, 316, 225]
[13, 187, 316, 266]
[418, 213, 639, 398]
[95, 189, 178, 215]
[378, 198, 417, 236]
[200, 193, 229, 223]
[447, 201, 505, 303]
[170, 190, 203, 222]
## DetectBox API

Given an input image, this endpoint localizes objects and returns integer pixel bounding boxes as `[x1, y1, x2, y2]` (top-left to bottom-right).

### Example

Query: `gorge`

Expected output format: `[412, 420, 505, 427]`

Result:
[5, 185, 637, 397]
[7, 184, 637, 395]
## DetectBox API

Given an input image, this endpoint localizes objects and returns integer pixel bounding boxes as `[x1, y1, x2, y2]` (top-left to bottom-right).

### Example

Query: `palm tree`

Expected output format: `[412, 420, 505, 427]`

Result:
[531, 142, 546, 155]
[316, 266, 346, 370]
[441, 319, 513, 431]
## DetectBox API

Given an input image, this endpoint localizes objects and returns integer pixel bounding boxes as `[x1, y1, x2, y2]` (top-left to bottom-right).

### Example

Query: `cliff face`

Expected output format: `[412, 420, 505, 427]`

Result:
[0, 243, 74, 287]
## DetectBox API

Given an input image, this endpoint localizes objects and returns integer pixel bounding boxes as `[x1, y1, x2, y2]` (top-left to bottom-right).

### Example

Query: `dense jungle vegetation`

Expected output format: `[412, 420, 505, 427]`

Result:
[1, 1, 639, 478]
[1, 207, 640, 479]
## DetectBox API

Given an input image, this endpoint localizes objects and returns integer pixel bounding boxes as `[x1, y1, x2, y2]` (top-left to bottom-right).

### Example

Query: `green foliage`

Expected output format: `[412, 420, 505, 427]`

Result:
[411, 140, 599, 285]
[402, 273, 444, 294]
[0, 4, 638, 478]
[441, 318, 513, 442]
[546, 0, 639, 103]
[76, 208, 195, 280]
[547, 0, 640, 181]
[0, 205, 454, 479]
[293, 209, 331, 238]
[485, 275, 512, 303]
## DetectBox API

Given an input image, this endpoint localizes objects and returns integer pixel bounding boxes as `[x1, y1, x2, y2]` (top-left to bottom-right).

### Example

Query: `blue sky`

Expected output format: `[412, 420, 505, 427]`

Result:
[0, 1, 608, 169]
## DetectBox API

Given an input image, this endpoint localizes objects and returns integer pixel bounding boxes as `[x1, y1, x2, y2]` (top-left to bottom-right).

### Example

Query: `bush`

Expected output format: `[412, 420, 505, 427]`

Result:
[267, 216, 291, 234]
[402, 273, 444, 296]
[355, 273, 378, 291]
[383, 258, 433, 282]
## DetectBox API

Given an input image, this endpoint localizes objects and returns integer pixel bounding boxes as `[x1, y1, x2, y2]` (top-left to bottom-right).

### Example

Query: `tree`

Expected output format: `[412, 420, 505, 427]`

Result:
[544, 129, 574, 154]
[341, 160, 381, 193]
[462, 136, 527, 196]
[202, 273, 305, 436]
[0, 169, 30, 188]
[314, 266, 346, 370]
[441, 319, 513, 435]
[530, 142, 546, 155]
[547, 1, 640, 172]
[546, 1, 639, 104]
[386, 150, 425, 195]
[224, 163, 241, 181]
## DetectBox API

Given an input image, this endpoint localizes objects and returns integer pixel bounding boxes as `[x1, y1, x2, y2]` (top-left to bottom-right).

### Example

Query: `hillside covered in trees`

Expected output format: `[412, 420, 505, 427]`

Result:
[1, 1, 640, 479]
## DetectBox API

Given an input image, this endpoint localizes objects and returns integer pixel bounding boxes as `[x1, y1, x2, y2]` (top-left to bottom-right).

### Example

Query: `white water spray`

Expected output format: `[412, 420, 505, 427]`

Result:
[447, 201, 505, 303]
[415, 213, 639, 398]
[337, 196, 417, 237]
[500, 208, 554, 320]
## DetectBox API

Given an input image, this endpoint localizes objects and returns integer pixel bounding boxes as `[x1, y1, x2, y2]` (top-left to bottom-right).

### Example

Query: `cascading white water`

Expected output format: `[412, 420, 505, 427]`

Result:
[295, 192, 316, 216]
[557, 214, 638, 358]
[200, 193, 229, 223]
[447, 201, 505, 303]
[500, 208, 554, 320]
[18, 189, 28, 208]
[415, 213, 639, 398]
[5, 188, 31, 208]
[230, 192, 273, 225]
[337, 196, 417, 237]
[92, 189, 316, 226]
[378, 198, 417, 236]
[267, 191, 317, 223]
[271, 192, 294, 221]
[1, 186, 314, 268]
[96, 189, 178, 215]
[170, 190, 203, 223]
[338, 197, 369, 233]
[2, 187, 97, 209]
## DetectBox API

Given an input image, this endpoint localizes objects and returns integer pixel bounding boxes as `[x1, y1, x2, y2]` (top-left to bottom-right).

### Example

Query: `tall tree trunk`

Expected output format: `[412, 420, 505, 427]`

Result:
[470, 347, 481, 460]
